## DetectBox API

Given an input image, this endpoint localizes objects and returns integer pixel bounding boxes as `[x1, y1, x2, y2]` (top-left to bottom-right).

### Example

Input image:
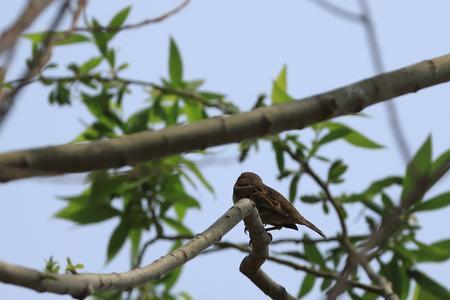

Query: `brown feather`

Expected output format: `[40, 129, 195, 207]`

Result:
[233, 172, 326, 238]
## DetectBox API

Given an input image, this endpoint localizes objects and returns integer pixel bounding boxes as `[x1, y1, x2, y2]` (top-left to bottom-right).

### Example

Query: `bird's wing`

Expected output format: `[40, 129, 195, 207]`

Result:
[254, 185, 289, 215]
[265, 186, 327, 238]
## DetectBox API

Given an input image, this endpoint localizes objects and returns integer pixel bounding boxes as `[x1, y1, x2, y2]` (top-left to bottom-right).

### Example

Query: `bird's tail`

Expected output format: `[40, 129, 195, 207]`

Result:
[298, 217, 326, 239]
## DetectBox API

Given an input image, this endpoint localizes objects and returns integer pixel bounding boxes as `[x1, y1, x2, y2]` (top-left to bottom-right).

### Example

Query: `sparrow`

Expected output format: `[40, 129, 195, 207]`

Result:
[233, 172, 326, 238]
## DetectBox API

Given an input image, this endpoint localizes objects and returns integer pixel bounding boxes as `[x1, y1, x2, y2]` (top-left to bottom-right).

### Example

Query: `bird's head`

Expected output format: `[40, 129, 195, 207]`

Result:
[236, 172, 263, 184]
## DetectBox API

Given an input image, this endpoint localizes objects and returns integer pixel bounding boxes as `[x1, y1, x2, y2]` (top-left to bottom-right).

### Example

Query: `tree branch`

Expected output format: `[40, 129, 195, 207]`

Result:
[210, 242, 385, 295]
[1, 53, 450, 182]
[0, 0, 54, 54]
[0, 0, 72, 127]
[327, 152, 450, 299]
[73, 0, 190, 33]
[0, 199, 255, 299]
[358, 0, 411, 163]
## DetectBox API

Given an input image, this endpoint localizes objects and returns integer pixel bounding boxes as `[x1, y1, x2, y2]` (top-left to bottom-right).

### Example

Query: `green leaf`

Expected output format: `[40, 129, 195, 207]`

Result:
[413, 284, 440, 300]
[125, 108, 150, 133]
[56, 202, 120, 224]
[381, 256, 409, 299]
[271, 65, 293, 104]
[413, 192, 450, 212]
[289, 174, 300, 202]
[413, 239, 450, 263]
[343, 176, 402, 203]
[181, 159, 214, 193]
[318, 127, 351, 145]
[365, 176, 402, 196]
[109, 6, 131, 28]
[91, 19, 108, 55]
[89, 172, 125, 203]
[379, 194, 393, 212]
[166, 99, 179, 125]
[401, 136, 432, 204]
[319, 122, 383, 149]
[179, 291, 194, 300]
[107, 221, 129, 262]
[298, 274, 315, 298]
[129, 228, 141, 262]
[301, 195, 321, 204]
[408, 269, 450, 299]
[23, 32, 89, 45]
[55, 192, 120, 224]
[49, 81, 71, 105]
[169, 37, 183, 86]
[80, 57, 102, 74]
[272, 141, 285, 174]
[105, 49, 115, 68]
[105, 6, 131, 41]
[320, 278, 332, 291]
[304, 237, 325, 266]
[431, 148, 450, 176]
[328, 159, 347, 184]
[184, 101, 204, 122]
[161, 217, 193, 235]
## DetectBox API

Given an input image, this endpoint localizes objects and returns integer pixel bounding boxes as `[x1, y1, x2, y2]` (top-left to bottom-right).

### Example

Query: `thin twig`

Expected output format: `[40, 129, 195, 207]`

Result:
[0, 0, 54, 54]
[270, 234, 367, 245]
[306, 0, 362, 23]
[210, 242, 385, 295]
[4, 74, 238, 114]
[0, 0, 71, 127]
[283, 145, 348, 236]
[358, 0, 411, 163]
[327, 158, 450, 299]
[73, 0, 191, 33]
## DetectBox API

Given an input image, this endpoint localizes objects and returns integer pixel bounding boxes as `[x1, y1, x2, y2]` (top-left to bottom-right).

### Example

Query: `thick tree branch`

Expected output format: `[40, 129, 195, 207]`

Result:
[237, 198, 297, 300]
[0, 199, 255, 299]
[1, 53, 450, 182]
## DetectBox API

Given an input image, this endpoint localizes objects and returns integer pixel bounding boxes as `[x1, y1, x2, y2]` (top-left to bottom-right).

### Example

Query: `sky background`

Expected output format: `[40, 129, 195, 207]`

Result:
[1, 1, 450, 299]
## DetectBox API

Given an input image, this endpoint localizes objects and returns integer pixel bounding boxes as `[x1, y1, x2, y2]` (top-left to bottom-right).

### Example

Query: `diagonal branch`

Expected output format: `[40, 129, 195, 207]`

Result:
[0, 199, 255, 299]
[0, 53, 450, 182]
[0, 0, 55, 54]
[0, 0, 72, 127]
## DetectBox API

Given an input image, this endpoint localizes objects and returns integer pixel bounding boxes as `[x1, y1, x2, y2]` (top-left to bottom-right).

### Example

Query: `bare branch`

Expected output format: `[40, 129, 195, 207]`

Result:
[211, 242, 385, 295]
[358, 0, 411, 163]
[0, 53, 449, 182]
[306, 0, 362, 23]
[0, 199, 255, 299]
[0, 0, 72, 127]
[0, 0, 54, 54]
[73, 0, 190, 33]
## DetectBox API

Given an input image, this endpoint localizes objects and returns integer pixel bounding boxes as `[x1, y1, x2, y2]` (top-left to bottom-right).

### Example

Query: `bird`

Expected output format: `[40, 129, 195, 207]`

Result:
[233, 172, 326, 238]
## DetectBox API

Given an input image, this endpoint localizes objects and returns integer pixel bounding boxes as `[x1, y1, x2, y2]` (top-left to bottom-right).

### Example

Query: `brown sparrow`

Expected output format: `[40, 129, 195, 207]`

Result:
[233, 172, 326, 238]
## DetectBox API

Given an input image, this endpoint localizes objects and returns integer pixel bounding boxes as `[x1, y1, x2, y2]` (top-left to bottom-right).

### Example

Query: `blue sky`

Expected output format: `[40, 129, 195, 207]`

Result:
[1, 1, 449, 299]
